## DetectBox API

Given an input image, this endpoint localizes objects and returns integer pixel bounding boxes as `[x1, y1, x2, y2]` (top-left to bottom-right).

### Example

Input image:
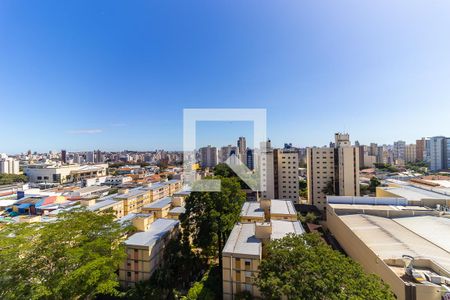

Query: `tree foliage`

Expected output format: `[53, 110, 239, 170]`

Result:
[0, 174, 28, 185]
[0, 208, 128, 300]
[255, 233, 395, 300]
[369, 176, 381, 193]
[181, 177, 246, 259]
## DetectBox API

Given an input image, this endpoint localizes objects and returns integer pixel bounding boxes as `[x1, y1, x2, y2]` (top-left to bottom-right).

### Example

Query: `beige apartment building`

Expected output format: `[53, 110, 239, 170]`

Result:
[326, 199, 450, 300]
[260, 140, 300, 203]
[85, 198, 125, 218]
[119, 217, 179, 288]
[405, 144, 417, 163]
[306, 133, 360, 211]
[240, 199, 297, 223]
[222, 198, 304, 300]
[115, 188, 152, 215]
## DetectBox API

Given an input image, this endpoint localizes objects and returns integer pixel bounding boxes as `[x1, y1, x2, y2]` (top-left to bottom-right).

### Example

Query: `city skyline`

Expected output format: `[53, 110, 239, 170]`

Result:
[1, 1, 450, 153]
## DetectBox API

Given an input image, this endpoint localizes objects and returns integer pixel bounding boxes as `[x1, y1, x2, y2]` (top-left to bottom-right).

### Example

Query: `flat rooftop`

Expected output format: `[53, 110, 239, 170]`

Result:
[223, 220, 305, 257]
[87, 199, 120, 211]
[339, 214, 450, 274]
[169, 206, 186, 214]
[271, 220, 305, 239]
[380, 185, 450, 201]
[222, 223, 261, 257]
[270, 199, 297, 215]
[240, 202, 264, 218]
[124, 218, 179, 247]
[115, 188, 147, 199]
[328, 203, 434, 212]
[143, 196, 172, 209]
[118, 213, 153, 225]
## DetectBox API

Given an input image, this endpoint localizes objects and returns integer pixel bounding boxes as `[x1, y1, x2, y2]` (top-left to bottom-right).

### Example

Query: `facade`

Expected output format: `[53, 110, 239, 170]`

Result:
[405, 144, 417, 163]
[24, 163, 108, 184]
[61, 150, 67, 164]
[416, 138, 426, 162]
[200, 145, 218, 168]
[115, 188, 152, 215]
[306, 133, 360, 211]
[237, 137, 247, 163]
[222, 200, 304, 300]
[273, 148, 299, 202]
[428, 136, 448, 171]
[119, 218, 179, 288]
[0, 157, 20, 174]
[246, 149, 254, 170]
[393, 140, 406, 165]
[260, 140, 275, 199]
[327, 201, 450, 300]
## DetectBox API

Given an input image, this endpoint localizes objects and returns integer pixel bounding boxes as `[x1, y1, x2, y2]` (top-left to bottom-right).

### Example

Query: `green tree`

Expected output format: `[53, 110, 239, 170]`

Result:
[0, 208, 129, 300]
[181, 177, 246, 295]
[0, 174, 28, 185]
[297, 212, 317, 224]
[369, 176, 381, 193]
[255, 233, 395, 300]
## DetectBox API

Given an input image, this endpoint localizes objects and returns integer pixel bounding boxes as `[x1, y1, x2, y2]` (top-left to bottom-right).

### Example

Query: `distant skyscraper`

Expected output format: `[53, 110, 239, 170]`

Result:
[199, 145, 218, 168]
[405, 144, 416, 163]
[237, 137, 246, 162]
[393, 141, 406, 164]
[307, 133, 360, 211]
[428, 136, 447, 171]
[246, 149, 254, 170]
[61, 149, 67, 164]
[86, 151, 95, 163]
[416, 138, 426, 162]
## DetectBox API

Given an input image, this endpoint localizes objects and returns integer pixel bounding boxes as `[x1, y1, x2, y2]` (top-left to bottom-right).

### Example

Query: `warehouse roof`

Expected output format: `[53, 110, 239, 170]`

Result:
[380, 186, 450, 201]
[339, 214, 450, 274]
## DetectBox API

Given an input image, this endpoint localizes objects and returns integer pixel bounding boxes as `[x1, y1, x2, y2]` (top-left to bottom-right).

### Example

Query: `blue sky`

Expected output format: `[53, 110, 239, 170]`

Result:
[1, 1, 450, 154]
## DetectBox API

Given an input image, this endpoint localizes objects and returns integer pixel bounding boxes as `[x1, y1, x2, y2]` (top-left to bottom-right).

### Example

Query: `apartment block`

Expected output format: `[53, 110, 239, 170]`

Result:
[306, 133, 360, 211]
[222, 219, 304, 300]
[119, 218, 179, 288]
[416, 138, 426, 162]
[0, 156, 20, 175]
[404, 144, 416, 163]
[200, 145, 218, 168]
[240, 199, 297, 223]
[115, 188, 152, 215]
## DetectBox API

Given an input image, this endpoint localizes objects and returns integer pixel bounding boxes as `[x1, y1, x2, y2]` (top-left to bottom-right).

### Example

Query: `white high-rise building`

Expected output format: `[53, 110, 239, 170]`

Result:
[393, 141, 406, 164]
[0, 155, 20, 175]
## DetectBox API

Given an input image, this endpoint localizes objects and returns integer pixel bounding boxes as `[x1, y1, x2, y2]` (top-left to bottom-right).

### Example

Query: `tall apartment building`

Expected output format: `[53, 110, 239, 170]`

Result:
[405, 144, 417, 163]
[393, 140, 406, 164]
[0, 156, 20, 175]
[274, 148, 299, 202]
[237, 137, 246, 162]
[246, 149, 254, 170]
[260, 140, 299, 203]
[428, 136, 448, 172]
[306, 133, 360, 211]
[260, 140, 275, 199]
[369, 143, 378, 157]
[220, 145, 238, 163]
[199, 145, 218, 168]
[61, 150, 67, 164]
[416, 138, 426, 162]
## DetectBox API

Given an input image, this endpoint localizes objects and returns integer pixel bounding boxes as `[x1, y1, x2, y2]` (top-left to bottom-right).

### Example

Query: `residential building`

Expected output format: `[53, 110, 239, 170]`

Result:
[273, 147, 299, 202]
[119, 218, 179, 288]
[0, 156, 20, 175]
[393, 140, 406, 165]
[416, 138, 426, 162]
[237, 137, 247, 163]
[428, 136, 448, 171]
[85, 198, 125, 218]
[240, 199, 297, 223]
[306, 133, 360, 211]
[405, 144, 417, 163]
[220, 145, 239, 163]
[200, 145, 218, 168]
[61, 150, 67, 164]
[260, 140, 275, 199]
[222, 199, 304, 300]
[246, 149, 254, 170]
[115, 188, 152, 215]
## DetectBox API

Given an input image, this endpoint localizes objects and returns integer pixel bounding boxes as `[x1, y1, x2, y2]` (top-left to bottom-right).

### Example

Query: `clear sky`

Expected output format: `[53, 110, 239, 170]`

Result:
[1, 1, 450, 154]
